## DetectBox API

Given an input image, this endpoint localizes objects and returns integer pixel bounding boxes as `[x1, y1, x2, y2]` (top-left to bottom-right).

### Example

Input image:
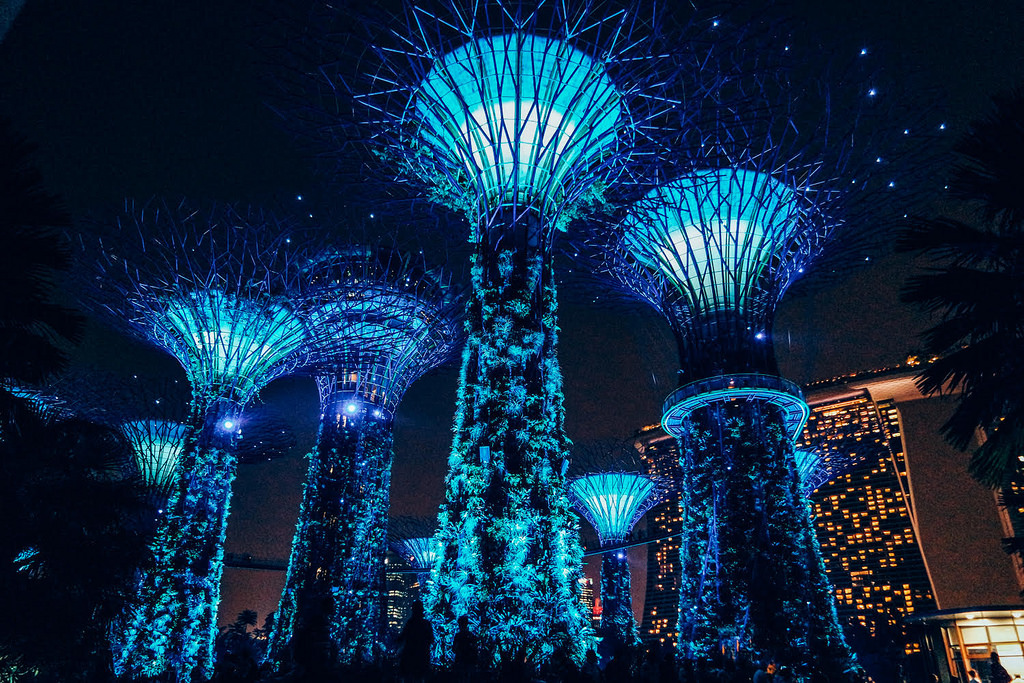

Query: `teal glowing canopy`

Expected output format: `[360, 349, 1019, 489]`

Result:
[624, 169, 801, 314]
[414, 32, 624, 216]
[121, 420, 190, 498]
[155, 290, 307, 404]
[569, 473, 658, 544]
[396, 537, 439, 571]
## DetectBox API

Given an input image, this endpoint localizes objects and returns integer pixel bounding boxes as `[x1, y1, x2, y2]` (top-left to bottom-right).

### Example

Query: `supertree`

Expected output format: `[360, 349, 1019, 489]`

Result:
[586, 25, 934, 678]
[267, 244, 461, 669]
[390, 516, 441, 594]
[334, 0, 668, 663]
[568, 472, 659, 652]
[79, 201, 313, 681]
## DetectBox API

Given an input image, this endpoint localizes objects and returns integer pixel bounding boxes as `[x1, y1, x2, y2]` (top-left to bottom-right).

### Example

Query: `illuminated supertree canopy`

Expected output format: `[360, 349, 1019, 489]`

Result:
[268, 243, 461, 670]
[79, 201, 313, 682]
[318, 0, 669, 664]
[584, 22, 935, 677]
[389, 516, 440, 592]
[569, 473, 657, 545]
[411, 31, 626, 221]
[120, 419, 189, 504]
[395, 537, 439, 574]
[568, 471, 659, 651]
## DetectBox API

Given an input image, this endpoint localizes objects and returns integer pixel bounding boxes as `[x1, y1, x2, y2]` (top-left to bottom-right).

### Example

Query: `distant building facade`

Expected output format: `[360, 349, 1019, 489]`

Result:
[580, 577, 600, 630]
[635, 425, 684, 649]
[798, 385, 937, 659]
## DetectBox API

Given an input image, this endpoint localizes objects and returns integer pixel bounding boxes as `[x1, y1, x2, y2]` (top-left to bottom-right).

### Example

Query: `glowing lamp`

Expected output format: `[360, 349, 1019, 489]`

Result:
[568, 473, 658, 545]
[623, 169, 800, 313]
[159, 290, 306, 403]
[415, 33, 623, 213]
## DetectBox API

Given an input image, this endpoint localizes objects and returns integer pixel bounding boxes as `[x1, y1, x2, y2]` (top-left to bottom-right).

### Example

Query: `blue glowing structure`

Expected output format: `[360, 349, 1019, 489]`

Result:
[395, 536, 439, 588]
[268, 244, 461, 670]
[82, 202, 311, 681]
[611, 167, 855, 672]
[121, 419, 189, 503]
[624, 170, 801, 316]
[414, 32, 624, 219]
[568, 473, 659, 649]
[581, 37, 924, 673]
[569, 474, 658, 545]
[353, 1, 663, 664]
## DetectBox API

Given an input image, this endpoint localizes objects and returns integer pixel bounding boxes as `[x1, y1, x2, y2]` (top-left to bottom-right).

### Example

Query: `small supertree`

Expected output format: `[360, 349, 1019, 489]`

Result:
[336, 0, 667, 663]
[587, 27, 933, 678]
[395, 539, 439, 590]
[268, 244, 461, 669]
[390, 516, 441, 595]
[568, 472, 659, 652]
[80, 201, 312, 682]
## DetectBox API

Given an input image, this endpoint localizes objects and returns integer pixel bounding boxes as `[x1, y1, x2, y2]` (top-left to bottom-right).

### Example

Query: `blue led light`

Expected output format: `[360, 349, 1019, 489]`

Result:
[345, 402, 358, 414]
[623, 168, 799, 314]
[415, 33, 624, 213]
[397, 537, 439, 570]
[569, 473, 658, 544]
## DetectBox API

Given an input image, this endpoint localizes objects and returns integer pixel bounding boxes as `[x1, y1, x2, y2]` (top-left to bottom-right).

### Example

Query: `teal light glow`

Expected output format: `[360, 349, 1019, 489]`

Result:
[397, 537, 438, 571]
[120, 420, 189, 497]
[156, 290, 306, 402]
[414, 33, 623, 213]
[568, 473, 657, 544]
[624, 169, 800, 313]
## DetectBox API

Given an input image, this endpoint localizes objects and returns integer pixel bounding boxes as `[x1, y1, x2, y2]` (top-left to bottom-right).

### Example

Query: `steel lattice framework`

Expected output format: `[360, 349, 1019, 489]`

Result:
[80, 201, 314, 682]
[568, 470, 659, 651]
[568, 472, 658, 545]
[269, 243, 462, 669]
[340, 0, 670, 664]
[581, 21, 935, 676]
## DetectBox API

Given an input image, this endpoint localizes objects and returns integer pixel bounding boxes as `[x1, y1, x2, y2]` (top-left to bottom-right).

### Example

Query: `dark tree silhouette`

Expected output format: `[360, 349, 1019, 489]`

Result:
[0, 118, 81, 388]
[900, 87, 1024, 489]
[0, 394, 152, 681]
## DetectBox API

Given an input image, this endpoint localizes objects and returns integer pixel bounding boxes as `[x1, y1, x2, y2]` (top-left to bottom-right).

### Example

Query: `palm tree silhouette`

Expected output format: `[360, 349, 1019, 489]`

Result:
[900, 87, 1024, 489]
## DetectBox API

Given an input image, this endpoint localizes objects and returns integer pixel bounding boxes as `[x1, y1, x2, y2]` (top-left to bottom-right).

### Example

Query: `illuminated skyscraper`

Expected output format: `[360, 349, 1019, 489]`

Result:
[799, 380, 938, 663]
[635, 426, 684, 650]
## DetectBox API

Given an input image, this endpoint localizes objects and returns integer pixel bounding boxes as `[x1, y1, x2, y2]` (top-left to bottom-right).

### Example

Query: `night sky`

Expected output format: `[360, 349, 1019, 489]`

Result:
[2, 0, 1024, 625]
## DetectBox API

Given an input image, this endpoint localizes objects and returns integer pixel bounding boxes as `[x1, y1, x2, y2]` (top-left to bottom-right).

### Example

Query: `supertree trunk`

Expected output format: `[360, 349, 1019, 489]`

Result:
[269, 401, 395, 669]
[427, 212, 590, 666]
[600, 551, 639, 650]
[676, 401, 852, 680]
[115, 395, 239, 682]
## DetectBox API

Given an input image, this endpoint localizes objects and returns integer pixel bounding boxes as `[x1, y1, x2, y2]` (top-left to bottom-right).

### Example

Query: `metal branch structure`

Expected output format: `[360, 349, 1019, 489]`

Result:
[586, 25, 934, 677]
[79, 201, 313, 682]
[395, 537, 441, 588]
[338, 0, 667, 664]
[568, 472, 659, 650]
[268, 244, 461, 670]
